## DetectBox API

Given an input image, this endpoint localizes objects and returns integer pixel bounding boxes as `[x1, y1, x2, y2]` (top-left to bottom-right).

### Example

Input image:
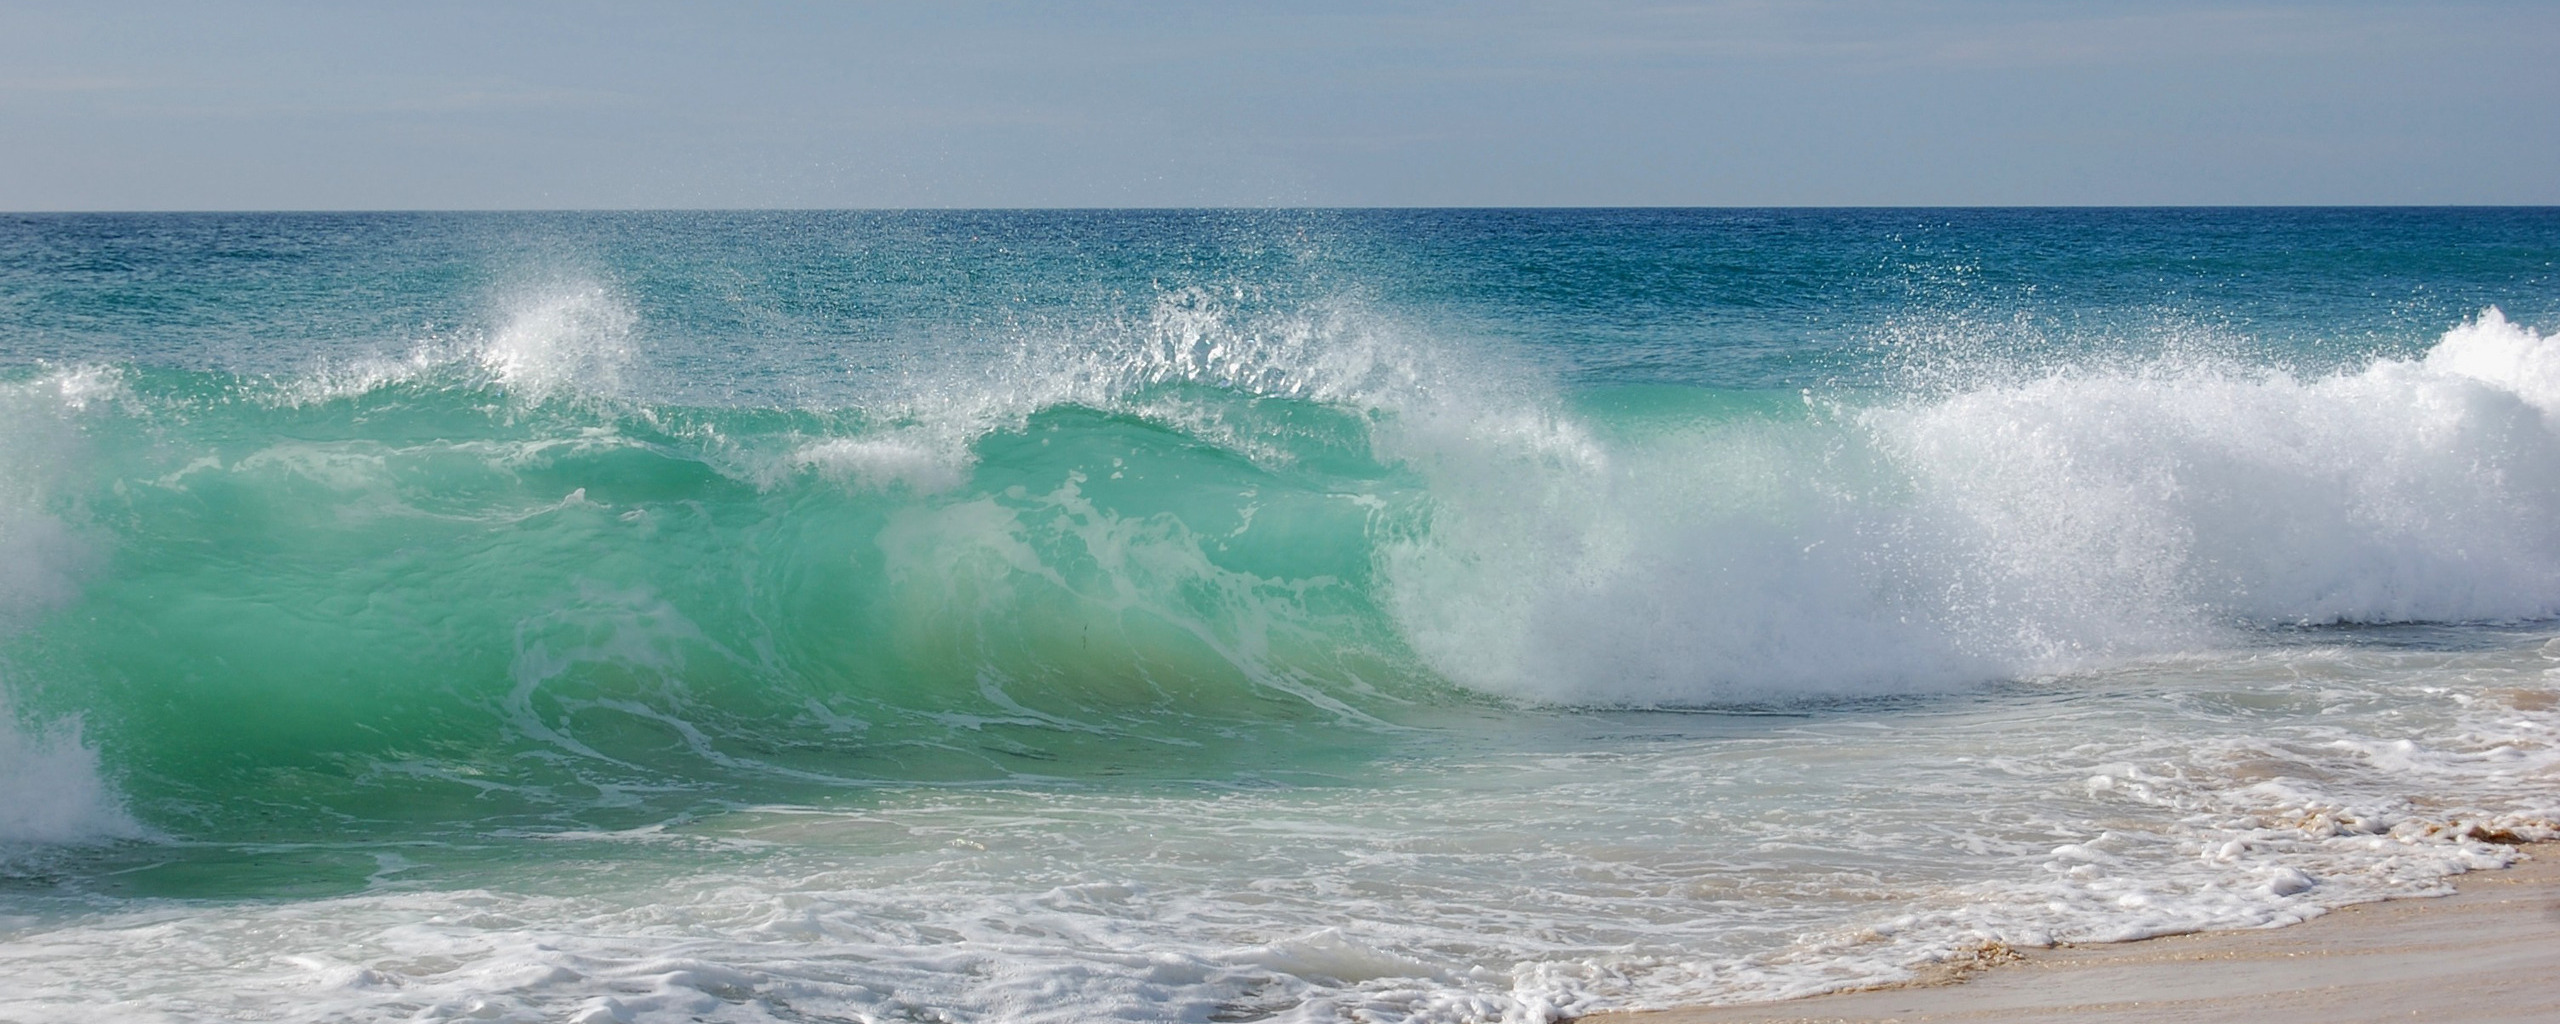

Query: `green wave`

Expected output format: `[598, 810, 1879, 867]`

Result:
[2, 368, 1459, 840]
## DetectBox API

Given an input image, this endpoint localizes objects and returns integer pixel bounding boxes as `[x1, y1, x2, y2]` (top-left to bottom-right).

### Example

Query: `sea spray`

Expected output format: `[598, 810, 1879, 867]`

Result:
[0, 707, 142, 859]
[1376, 309, 2560, 701]
[0, 370, 139, 860]
[1879, 312, 2560, 639]
[0, 368, 105, 629]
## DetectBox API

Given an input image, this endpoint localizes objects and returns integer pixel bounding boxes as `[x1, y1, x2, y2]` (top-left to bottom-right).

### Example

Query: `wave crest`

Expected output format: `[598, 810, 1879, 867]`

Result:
[1384, 309, 2560, 704]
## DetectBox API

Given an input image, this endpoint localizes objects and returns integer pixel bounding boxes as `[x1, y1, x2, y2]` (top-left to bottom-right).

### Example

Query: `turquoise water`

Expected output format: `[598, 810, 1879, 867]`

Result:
[3, 210, 2559, 1022]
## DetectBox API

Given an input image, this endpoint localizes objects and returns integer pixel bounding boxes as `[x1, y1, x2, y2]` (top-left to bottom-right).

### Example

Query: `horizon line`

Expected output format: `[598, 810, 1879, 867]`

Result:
[8, 203, 2559, 216]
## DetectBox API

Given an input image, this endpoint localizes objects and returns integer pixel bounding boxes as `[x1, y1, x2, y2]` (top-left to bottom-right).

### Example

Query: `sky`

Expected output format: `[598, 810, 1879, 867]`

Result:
[1, 1, 2554, 209]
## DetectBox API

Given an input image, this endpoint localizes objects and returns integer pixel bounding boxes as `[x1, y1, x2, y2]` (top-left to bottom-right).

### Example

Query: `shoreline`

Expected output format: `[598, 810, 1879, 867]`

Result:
[1584, 841, 2559, 1024]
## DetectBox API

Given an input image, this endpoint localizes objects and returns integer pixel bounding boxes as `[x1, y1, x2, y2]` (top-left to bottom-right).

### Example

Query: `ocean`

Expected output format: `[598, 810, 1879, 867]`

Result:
[2, 208, 2556, 1023]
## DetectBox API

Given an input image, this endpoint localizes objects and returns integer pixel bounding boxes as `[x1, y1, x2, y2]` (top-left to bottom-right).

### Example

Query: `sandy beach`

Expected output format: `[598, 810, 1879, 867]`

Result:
[1589, 842, 2559, 1024]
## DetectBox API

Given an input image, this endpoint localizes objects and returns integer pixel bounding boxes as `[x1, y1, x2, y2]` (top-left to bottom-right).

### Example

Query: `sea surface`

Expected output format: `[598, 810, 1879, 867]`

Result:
[2, 209, 2558, 1023]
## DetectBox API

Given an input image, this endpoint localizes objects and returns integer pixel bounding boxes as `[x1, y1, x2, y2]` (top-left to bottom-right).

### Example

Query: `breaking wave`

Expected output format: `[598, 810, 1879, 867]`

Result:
[4, 288, 2560, 837]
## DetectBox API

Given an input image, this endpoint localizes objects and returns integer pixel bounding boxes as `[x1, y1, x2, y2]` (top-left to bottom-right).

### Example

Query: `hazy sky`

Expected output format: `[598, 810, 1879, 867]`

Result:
[3, 1, 2554, 209]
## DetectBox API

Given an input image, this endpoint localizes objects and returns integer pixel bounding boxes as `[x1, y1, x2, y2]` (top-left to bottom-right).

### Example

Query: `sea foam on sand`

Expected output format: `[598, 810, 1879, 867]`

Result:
[1593, 842, 2560, 1024]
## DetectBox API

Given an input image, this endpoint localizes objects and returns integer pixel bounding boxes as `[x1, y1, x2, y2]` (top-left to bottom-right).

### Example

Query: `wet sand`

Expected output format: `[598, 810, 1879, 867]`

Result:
[1588, 842, 2559, 1024]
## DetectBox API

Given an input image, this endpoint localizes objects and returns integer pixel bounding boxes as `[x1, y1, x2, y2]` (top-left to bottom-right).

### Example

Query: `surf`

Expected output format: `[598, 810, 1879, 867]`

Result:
[4, 209, 2559, 1024]
[3, 282, 2559, 843]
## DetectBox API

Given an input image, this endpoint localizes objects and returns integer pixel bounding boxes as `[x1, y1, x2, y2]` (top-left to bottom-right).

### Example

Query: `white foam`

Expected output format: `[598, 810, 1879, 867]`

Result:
[2424, 306, 2560, 413]
[249, 282, 641, 409]
[773, 286, 1498, 494]
[0, 369, 107, 629]
[1383, 310, 2560, 704]
[789, 433, 971, 493]
[1378, 404, 1990, 703]
[1882, 311, 2560, 633]
[2, 640, 2550, 1023]
[475, 284, 639, 402]
[0, 370, 142, 859]
[0, 709, 142, 855]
